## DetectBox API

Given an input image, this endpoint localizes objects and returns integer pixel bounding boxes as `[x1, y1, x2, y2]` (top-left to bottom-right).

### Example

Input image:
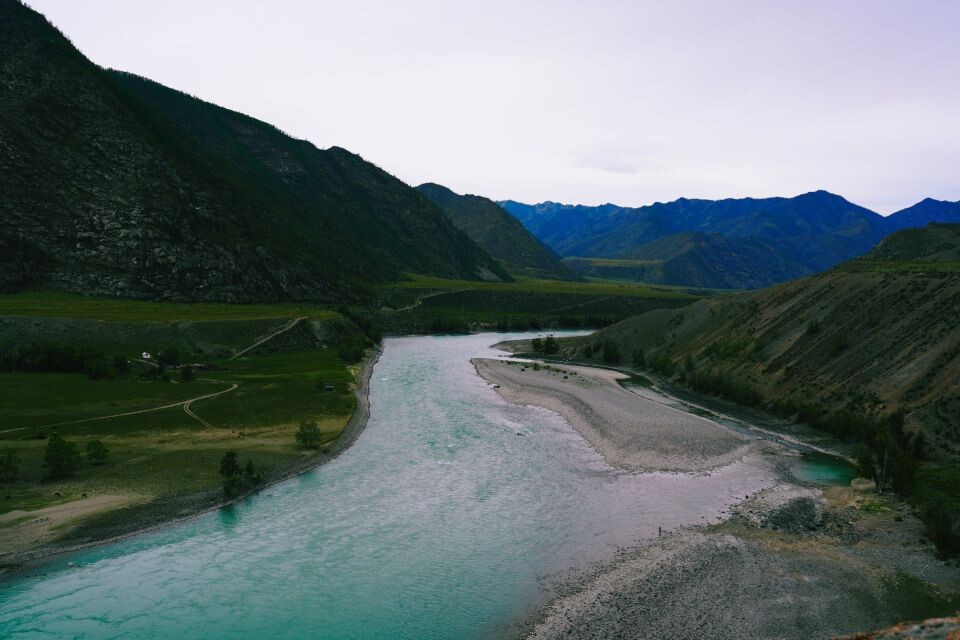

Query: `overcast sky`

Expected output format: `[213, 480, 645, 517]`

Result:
[27, 0, 960, 213]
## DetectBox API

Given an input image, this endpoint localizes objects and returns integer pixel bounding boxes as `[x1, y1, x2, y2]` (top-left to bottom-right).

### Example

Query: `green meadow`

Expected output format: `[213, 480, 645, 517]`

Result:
[0, 290, 338, 322]
[380, 274, 700, 333]
[0, 292, 367, 552]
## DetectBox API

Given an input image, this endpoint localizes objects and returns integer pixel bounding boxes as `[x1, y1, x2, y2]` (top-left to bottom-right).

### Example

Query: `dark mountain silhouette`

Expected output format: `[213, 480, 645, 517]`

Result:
[416, 183, 573, 279]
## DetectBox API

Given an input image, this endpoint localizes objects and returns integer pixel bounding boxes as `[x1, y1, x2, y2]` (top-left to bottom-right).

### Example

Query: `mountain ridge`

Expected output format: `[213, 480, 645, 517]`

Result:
[0, 0, 508, 302]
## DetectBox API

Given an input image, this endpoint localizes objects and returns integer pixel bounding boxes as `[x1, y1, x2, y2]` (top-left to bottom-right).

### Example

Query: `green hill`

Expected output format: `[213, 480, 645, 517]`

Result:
[859, 223, 960, 264]
[416, 183, 572, 279]
[0, 0, 507, 302]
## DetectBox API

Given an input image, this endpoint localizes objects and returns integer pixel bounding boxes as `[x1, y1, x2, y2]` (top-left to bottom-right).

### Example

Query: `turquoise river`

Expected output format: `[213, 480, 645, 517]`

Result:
[0, 333, 849, 639]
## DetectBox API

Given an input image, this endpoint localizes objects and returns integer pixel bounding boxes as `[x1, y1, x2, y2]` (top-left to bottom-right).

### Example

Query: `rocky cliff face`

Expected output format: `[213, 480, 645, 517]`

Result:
[0, 0, 507, 302]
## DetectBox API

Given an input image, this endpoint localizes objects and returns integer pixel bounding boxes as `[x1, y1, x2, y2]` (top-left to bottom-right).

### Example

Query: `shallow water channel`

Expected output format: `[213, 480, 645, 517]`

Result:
[2, 332, 807, 639]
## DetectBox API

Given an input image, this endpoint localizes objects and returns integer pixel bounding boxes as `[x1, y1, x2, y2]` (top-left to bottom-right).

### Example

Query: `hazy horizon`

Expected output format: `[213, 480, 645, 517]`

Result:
[26, 0, 960, 214]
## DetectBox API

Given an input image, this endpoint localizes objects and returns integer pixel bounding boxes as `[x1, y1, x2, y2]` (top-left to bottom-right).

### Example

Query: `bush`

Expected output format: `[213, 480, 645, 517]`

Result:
[296, 420, 322, 449]
[158, 348, 180, 366]
[337, 338, 365, 364]
[686, 371, 762, 407]
[44, 433, 80, 479]
[827, 333, 851, 357]
[1, 342, 125, 379]
[922, 497, 960, 556]
[179, 365, 195, 382]
[86, 439, 109, 465]
[853, 444, 876, 483]
[220, 451, 241, 479]
[0, 449, 20, 483]
[543, 336, 559, 355]
[243, 459, 263, 485]
[428, 317, 469, 334]
[601, 340, 620, 364]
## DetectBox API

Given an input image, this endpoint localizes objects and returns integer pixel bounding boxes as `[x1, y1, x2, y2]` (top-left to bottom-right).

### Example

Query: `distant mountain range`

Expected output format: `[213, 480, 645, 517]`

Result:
[502, 192, 960, 289]
[0, 0, 508, 303]
[416, 183, 573, 280]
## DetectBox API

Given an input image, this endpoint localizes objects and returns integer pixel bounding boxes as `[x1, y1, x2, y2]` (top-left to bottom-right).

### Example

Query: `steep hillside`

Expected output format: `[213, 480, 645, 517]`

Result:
[416, 183, 571, 279]
[0, 0, 506, 302]
[580, 225, 960, 455]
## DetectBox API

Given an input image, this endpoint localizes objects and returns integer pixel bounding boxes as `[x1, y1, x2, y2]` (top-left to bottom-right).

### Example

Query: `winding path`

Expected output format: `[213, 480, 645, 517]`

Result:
[230, 316, 307, 360]
[395, 289, 470, 312]
[0, 384, 238, 434]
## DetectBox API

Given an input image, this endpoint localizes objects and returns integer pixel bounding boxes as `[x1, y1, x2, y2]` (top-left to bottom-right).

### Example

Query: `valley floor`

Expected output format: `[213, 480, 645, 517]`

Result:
[0, 346, 380, 572]
[476, 355, 960, 639]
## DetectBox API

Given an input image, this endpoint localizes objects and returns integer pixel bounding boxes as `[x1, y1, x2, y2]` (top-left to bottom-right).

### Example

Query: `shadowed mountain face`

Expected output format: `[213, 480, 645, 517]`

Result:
[502, 192, 958, 289]
[0, 0, 508, 302]
[416, 183, 573, 279]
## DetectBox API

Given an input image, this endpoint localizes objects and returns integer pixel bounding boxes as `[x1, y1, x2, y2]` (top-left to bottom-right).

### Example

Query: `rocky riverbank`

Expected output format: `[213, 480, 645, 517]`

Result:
[477, 355, 960, 639]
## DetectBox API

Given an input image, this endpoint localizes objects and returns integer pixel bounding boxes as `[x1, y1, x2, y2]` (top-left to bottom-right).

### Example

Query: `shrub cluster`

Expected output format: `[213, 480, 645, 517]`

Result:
[0, 342, 128, 380]
[219, 451, 263, 498]
[530, 336, 559, 355]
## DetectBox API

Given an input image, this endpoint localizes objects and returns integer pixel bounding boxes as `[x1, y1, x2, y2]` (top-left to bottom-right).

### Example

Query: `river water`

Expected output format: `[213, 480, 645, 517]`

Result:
[0, 333, 782, 639]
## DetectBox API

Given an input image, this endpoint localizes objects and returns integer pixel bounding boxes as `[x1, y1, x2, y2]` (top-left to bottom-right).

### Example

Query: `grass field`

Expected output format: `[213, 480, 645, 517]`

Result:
[840, 261, 960, 273]
[0, 293, 370, 558]
[0, 290, 338, 322]
[392, 274, 695, 298]
[0, 348, 358, 510]
[380, 274, 701, 333]
[562, 257, 661, 268]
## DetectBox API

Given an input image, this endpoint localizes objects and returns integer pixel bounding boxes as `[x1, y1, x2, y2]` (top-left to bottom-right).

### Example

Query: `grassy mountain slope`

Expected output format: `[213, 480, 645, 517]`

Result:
[582, 224, 960, 452]
[416, 183, 570, 279]
[863, 223, 960, 264]
[0, 0, 506, 302]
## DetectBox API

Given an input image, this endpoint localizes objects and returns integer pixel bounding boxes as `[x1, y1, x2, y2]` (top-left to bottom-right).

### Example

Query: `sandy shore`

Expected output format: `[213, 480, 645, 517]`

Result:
[0, 345, 382, 572]
[473, 358, 751, 473]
